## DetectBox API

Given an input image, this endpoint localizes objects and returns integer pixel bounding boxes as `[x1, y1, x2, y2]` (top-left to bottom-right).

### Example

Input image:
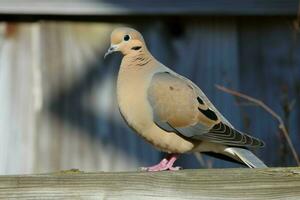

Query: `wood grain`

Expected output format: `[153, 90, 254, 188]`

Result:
[0, 167, 299, 199]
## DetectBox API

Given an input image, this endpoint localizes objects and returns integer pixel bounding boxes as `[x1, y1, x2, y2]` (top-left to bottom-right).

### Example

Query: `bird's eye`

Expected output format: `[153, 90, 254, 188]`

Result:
[123, 35, 130, 41]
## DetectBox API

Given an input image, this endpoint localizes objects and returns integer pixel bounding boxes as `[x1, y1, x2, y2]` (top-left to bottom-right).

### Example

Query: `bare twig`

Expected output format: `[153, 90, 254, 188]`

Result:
[194, 152, 206, 167]
[235, 102, 259, 107]
[215, 84, 300, 166]
[293, 0, 300, 32]
[288, 99, 297, 111]
[194, 152, 213, 169]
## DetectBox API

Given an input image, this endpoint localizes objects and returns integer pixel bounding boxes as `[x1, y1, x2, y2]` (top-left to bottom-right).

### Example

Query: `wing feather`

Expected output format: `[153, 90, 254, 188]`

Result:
[148, 71, 264, 148]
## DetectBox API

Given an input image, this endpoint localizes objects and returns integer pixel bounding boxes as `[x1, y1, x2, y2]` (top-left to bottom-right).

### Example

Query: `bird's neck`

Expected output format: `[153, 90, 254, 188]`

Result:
[117, 48, 160, 89]
[118, 53, 157, 86]
[120, 49, 154, 70]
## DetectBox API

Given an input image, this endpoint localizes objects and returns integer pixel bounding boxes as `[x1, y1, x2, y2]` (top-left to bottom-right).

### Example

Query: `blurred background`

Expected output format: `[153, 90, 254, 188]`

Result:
[0, 0, 300, 175]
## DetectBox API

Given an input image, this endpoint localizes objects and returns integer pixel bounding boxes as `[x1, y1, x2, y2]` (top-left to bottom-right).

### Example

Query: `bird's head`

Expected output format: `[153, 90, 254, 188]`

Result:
[104, 27, 147, 58]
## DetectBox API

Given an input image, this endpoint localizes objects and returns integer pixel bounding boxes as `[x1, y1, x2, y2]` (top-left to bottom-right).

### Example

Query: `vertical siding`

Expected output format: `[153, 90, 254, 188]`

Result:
[0, 17, 299, 174]
[239, 18, 300, 166]
[0, 24, 38, 174]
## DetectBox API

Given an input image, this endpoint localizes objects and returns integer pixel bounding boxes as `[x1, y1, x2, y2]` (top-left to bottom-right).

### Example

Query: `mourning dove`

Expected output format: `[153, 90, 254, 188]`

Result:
[105, 27, 267, 171]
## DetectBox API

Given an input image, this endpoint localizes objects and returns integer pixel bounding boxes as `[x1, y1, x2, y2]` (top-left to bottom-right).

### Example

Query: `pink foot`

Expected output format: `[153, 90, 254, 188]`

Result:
[141, 154, 181, 172]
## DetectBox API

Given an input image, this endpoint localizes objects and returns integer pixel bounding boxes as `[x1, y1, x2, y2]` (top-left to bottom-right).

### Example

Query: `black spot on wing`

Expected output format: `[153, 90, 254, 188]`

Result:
[197, 97, 204, 105]
[131, 46, 142, 50]
[198, 107, 218, 121]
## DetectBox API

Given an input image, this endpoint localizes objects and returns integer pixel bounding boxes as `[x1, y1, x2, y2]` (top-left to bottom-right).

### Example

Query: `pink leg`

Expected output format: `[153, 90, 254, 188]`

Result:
[165, 154, 181, 171]
[141, 154, 181, 172]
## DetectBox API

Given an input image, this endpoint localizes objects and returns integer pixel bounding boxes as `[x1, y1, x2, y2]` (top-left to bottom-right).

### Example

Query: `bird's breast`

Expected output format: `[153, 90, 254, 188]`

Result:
[117, 68, 154, 134]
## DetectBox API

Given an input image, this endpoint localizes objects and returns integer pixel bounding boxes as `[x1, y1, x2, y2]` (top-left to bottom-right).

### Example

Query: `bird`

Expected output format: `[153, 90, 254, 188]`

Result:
[104, 27, 267, 171]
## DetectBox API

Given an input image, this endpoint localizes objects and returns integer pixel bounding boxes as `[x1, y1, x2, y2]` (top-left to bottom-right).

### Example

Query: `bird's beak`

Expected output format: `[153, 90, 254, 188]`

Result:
[104, 45, 118, 59]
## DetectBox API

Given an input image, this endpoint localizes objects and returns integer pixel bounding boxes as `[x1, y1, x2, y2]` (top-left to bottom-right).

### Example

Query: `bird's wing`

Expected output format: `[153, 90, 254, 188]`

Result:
[147, 71, 264, 148]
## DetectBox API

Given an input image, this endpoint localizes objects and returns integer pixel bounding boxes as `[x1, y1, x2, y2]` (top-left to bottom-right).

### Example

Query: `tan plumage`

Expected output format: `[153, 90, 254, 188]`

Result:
[105, 27, 267, 170]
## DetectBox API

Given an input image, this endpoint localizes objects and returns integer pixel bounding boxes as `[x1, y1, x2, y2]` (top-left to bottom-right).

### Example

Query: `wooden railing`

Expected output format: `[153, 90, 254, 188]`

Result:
[0, 167, 300, 199]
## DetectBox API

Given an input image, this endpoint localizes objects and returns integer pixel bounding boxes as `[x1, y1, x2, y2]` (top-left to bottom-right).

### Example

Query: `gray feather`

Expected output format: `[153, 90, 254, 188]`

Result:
[149, 71, 265, 148]
[225, 147, 267, 168]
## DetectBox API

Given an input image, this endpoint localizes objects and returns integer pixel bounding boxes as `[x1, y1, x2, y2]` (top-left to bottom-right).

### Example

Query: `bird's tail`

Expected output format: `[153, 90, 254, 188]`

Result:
[225, 147, 267, 168]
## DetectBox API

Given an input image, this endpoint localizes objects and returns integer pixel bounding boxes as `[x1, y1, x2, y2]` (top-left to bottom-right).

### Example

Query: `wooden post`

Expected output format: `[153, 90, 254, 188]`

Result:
[0, 167, 299, 199]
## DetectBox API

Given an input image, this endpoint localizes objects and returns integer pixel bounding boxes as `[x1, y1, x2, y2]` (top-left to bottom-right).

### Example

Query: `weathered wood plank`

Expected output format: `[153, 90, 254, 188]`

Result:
[0, 167, 299, 199]
[0, 0, 297, 18]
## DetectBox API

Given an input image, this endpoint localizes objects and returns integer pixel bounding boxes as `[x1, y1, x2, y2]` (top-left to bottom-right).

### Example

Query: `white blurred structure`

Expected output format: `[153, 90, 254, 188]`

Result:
[0, 22, 160, 174]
